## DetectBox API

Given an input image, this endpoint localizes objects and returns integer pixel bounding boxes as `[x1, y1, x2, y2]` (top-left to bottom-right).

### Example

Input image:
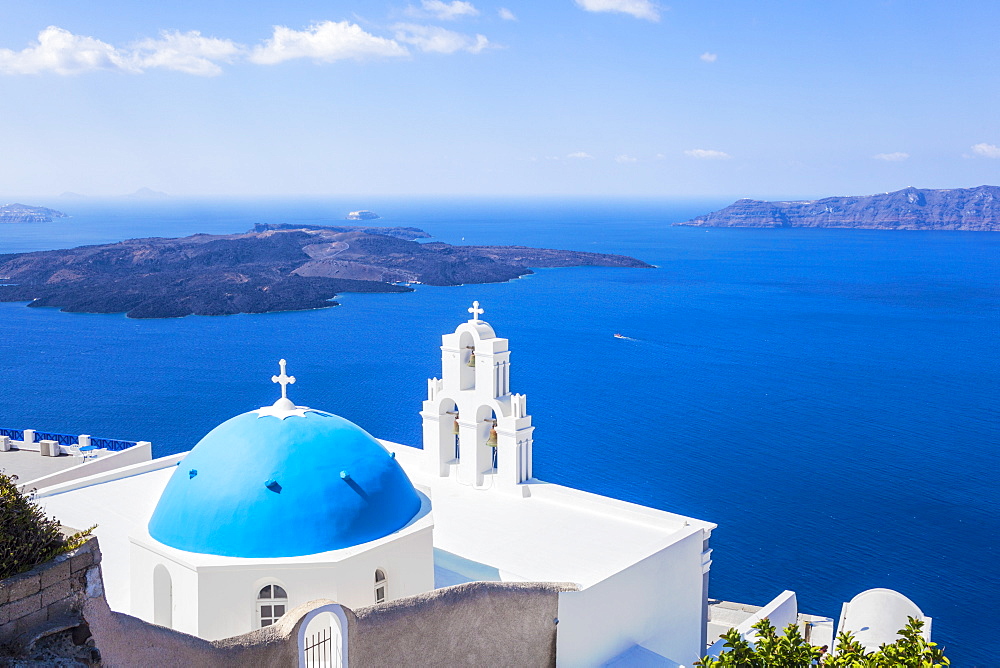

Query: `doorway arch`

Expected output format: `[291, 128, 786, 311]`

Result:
[299, 605, 349, 668]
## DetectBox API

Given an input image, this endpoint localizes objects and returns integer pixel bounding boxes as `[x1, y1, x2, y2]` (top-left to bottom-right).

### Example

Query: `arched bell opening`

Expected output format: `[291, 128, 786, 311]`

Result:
[476, 405, 500, 473]
[437, 398, 460, 462]
[458, 331, 476, 391]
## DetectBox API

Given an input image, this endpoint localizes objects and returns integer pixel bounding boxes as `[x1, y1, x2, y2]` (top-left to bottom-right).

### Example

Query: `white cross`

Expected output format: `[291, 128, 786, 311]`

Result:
[271, 359, 296, 400]
[468, 300, 484, 322]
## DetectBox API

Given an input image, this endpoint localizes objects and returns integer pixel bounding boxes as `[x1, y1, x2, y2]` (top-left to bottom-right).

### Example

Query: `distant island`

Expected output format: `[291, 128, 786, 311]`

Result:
[346, 210, 380, 220]
[678, 186, 1000, 231]
[0, 203, 67, 223]
[0, 225, 651, 318]
[124, 187, 171, 200]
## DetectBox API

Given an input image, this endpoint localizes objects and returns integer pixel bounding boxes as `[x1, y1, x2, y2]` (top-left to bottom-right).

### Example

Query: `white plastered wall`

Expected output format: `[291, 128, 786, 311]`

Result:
[130, 541, 201, 637]
[555, 527, 707, 667]
[130, 524, 434, 641]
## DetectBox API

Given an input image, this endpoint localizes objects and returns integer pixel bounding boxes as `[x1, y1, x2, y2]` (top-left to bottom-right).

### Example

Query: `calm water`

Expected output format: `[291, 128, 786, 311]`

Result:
[1, 198, 997, 665]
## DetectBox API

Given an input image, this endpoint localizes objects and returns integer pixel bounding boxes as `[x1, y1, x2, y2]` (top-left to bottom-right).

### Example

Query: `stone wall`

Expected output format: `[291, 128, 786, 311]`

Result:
[349, 581, 576, 668]
[0, 534, 99, 655]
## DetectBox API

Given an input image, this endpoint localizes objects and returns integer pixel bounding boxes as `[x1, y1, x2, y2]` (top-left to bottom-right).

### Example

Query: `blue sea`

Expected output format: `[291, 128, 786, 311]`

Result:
[1, 198, 997, 666]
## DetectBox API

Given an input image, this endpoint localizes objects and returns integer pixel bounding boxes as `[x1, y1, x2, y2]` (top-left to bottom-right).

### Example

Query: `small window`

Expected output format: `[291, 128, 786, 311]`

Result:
[374, 569, 387, 604]
[257, 584, 288, 627]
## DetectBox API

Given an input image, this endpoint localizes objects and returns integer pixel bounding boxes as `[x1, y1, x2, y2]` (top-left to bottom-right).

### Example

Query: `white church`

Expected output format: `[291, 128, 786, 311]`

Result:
[20, 302, 930, 666]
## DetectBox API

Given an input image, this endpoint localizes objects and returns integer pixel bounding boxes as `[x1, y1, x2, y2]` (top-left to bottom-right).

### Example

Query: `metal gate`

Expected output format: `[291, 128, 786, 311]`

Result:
[301, 611, 343, 668]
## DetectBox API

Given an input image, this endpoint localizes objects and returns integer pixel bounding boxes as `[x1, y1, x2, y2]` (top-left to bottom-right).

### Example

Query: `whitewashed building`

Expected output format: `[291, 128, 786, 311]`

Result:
[38, 302, 718, 666]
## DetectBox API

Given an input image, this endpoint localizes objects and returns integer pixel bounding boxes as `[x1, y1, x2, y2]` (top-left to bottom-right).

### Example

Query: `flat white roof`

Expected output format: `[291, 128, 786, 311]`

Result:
[39, 439, 714, 613]
[387, 440, 714, 589]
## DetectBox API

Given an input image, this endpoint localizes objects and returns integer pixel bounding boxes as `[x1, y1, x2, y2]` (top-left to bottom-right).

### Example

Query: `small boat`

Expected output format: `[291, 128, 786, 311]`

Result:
[614, 333, 626, 339]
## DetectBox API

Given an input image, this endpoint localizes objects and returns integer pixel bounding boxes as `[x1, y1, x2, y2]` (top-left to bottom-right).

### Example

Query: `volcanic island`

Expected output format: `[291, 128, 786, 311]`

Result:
[0, 223, 651, 318]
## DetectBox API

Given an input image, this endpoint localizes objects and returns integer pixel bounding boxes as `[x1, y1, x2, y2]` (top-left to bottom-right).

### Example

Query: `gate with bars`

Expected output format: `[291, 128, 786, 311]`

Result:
[300, 607, 345, 668]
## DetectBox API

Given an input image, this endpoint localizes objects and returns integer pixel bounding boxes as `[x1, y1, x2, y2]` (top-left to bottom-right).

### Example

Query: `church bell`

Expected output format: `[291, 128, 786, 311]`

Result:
[466, 351, 476, 367]
[486, 424, 498, 448]
[453, 416, 460, 435]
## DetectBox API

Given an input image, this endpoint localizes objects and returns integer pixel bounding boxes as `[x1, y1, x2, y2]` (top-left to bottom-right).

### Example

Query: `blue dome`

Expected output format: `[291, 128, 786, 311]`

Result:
[148, 408, 421, 558]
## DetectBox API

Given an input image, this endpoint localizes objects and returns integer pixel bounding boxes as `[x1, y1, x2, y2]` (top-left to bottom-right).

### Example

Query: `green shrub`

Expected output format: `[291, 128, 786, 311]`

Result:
[696, 616, 948, 667]
[0, 470, 94, 579]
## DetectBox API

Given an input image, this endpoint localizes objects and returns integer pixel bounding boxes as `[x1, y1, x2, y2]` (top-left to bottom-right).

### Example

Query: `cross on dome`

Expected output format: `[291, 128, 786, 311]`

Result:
[468, 301, 484, 322]
[272, 359, 296, 401]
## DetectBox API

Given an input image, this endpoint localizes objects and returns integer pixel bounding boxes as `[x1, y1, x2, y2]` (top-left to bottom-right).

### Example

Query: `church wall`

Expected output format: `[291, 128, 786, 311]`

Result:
[329, 525, 435, 610]
[196, 564, 338, 641]
[189, 524, 434, 641]
[555, 527, 707, 667]
[129, 542, 201, 637]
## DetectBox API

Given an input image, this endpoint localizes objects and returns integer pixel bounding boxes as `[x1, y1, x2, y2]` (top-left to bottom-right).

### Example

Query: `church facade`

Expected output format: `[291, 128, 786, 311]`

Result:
[39, 302, 717, 666]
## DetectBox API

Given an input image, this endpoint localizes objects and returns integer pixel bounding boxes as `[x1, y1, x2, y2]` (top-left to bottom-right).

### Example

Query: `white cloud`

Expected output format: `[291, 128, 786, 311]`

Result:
[700, 52, 717, 63]
[615, 154, 638, 163]
[417, 1, 480, 20]
[873, 152, 909, 162]
[567, 151, 594, 159]
[131, 31, 243, 76]
[2, 20, 490, 76]
[574, 0, 659, 21]
[250, 21, 408, 64]
[971, 143, 1000, 158]
[684, 148, 731, 160]
[0, 26, 137, 75]
[392, 24, 491, 54]
[498, 8, 517, 21]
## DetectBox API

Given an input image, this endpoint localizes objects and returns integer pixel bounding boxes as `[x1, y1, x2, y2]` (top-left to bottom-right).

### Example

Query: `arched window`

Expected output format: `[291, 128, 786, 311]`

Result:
[257, 584, 288, 628]
[374, 569, 387, 604]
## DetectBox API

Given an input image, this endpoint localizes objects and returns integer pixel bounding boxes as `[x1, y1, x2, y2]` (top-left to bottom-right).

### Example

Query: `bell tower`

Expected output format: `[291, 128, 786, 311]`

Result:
[420, 302, 534, 491]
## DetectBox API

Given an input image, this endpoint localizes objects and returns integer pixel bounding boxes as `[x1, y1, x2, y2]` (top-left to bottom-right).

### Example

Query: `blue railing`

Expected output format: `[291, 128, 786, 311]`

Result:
[0, 428, 139, 452]
[33, 431, 79, 446]
[89, 437, 139, 452]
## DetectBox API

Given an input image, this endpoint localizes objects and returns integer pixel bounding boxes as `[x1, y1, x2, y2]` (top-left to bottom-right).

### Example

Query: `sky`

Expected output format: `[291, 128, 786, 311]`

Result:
[2, 0, 1000, 199]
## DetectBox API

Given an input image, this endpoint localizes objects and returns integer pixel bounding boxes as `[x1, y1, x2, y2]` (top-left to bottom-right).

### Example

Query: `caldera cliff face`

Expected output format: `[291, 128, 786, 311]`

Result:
[678, 186, 1000, 231]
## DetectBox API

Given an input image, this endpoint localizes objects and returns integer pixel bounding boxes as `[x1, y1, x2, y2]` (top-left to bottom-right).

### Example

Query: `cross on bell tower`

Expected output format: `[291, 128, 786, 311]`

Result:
[468, 301, 484, 322]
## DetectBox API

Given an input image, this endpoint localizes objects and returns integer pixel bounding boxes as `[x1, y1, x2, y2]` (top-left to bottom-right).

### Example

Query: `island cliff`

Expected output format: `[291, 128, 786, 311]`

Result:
[678, 186, 1000, 231]
[0, 225, 651, 318]
[0, 203, 68, 223]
